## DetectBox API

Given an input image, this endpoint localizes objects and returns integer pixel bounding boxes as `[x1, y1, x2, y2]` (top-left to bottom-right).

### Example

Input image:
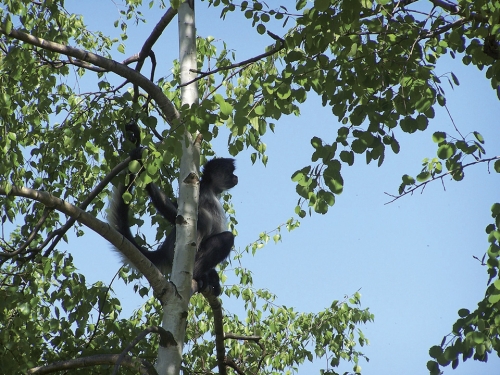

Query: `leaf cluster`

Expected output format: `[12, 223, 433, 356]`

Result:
[0, 0, 499, 373]
[397, 130, 494, 197]
[202, 0, 500, 217]
[427, 203, 500, 374]
[0, 252, 159, 375]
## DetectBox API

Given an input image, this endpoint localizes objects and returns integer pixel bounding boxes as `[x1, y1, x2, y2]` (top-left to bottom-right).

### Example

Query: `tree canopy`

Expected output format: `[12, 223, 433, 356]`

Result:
[0, 0, 499, 374]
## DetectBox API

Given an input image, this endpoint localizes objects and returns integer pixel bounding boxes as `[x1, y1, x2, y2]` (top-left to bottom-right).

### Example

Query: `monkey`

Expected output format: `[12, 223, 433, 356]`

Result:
[109, 158, 238, 296]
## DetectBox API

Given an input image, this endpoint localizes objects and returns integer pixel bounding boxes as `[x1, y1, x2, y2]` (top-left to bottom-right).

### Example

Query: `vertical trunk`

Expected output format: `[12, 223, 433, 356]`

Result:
[155, 2, 199, 374]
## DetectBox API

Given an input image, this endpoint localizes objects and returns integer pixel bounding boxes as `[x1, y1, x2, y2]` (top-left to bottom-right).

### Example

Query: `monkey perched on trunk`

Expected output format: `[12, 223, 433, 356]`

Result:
[109, 158, 238, 296]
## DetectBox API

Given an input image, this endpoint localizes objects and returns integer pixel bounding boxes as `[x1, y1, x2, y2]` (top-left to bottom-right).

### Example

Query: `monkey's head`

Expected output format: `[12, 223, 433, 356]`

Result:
[202, 158, 238, 194]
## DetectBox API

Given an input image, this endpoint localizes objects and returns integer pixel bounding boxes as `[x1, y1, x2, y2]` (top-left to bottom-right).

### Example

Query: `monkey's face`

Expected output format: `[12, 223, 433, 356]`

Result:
[215, 166, 237, 191]
[227, 172, 238, 190]
[202, 158, 238, 193]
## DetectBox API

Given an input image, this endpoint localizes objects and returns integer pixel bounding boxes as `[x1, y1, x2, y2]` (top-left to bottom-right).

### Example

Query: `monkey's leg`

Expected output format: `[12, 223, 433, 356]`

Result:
[193, 232, 234, 295]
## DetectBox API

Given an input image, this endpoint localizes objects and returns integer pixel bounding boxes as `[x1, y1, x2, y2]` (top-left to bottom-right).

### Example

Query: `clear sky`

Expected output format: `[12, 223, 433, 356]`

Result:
[62, 1, 500, 374]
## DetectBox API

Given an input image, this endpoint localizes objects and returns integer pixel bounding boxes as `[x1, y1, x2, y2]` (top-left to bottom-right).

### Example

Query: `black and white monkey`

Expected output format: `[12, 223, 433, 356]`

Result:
[109, 158, 238, 296]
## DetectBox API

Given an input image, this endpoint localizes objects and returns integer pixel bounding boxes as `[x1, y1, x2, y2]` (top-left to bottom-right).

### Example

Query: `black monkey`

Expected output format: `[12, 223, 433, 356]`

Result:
[109, 158, 238, 296]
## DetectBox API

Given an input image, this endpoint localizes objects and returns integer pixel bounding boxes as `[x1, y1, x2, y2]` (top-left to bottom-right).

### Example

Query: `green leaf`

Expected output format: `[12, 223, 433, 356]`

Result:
[351, 139, 367, 154]
[494, 160, 500, 173]
[219, 100, 233, 117]
[3, 14, 12, 34]
[437, 94, 446, 106]
[128, 160, 142, 173]
[458, 308, 470, 317]
[432, 132, 446, 143]
[402, 174, 415, 185]
[391, 139, 400, 154]
[256, 23, 266, 34]
[296, 0, 307, 9]
[473, 131, 484, 144]
[340, 150, 354, 166]
[437, 144, 454, 160]
[429, 346, 443, 358]
[254, 105, 265, 115]
[314, 0, 330, 12]
[471, 332, 485, 344]
[416, 171, 430, 182]
[493, 279, 500, 290]
[491, 203, 500, 216]
[311, 136, 322, 149]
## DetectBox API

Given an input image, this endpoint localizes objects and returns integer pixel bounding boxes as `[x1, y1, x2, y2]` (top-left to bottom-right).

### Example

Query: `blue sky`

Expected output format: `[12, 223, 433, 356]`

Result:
[61, 1, 500, 374]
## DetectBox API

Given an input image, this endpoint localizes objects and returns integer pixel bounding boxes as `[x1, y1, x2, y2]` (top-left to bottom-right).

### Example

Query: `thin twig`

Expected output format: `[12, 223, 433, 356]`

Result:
[180, 31, 285, 87]
[0, 207, 52, 258]
[385, 156, 500, 204]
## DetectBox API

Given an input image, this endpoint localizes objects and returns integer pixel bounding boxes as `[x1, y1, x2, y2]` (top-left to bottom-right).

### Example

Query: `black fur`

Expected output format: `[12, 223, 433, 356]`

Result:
[109, 158, 237, 296]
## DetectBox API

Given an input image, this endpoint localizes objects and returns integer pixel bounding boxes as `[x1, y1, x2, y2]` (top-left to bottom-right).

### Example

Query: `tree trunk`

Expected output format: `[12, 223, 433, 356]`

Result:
[154, 1, 199, 374]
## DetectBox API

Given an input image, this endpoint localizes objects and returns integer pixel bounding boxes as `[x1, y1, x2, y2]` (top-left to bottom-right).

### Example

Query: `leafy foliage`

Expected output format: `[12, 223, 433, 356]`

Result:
[0, 0, 499, 374]
[427, 203, 500, 374]
[0, 252, 159, 374]
[207, 0, 500, 217]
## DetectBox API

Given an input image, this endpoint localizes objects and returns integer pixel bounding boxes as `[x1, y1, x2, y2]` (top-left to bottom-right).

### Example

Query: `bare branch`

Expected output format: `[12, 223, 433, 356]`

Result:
[85, 271, 121, 348]
[136, 7, 177, 73]
[419, 17, 469, 40]
[133, 7, 178, 101]
[428, 0, 489, 23]
[225, 333, 262, 342]
[27, 354, 157, 375]
[43, 52, 143, 73]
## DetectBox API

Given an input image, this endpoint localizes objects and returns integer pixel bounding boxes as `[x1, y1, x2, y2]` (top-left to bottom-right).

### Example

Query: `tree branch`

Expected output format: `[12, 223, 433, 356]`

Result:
[132, 6, 178, 101]
[180, 30, 286, 87]
[0, 185, 173, 301]
[225, 333, 266, 372]
[113, 326, 175, 375]
[384, 156, 500, 204]
[0, 207, 52, 258]
[27, 354, 157, 375]
[0, 27, 179, 126]
[37, 157, 132, 259]
[223, 358, 245, 375]
[204, 292, 227, 375]
[135, 7, 178, 74]
[428, 0, 489, 23]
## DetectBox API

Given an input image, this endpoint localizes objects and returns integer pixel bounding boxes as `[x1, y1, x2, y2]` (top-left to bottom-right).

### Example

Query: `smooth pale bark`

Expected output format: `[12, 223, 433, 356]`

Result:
[155, 1, 200, 374]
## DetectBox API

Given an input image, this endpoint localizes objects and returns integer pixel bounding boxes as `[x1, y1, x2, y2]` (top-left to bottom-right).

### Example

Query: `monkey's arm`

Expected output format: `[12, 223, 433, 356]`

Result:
[146, 183, 178, 225]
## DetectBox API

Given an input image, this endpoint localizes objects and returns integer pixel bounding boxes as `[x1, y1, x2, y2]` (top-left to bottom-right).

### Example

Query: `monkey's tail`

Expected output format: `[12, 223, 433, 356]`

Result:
[108, 183, 171, 273]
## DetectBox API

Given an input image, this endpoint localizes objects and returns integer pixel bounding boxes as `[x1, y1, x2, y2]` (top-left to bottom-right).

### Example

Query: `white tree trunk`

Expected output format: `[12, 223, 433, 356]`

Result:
[155, 1, 199, 374]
